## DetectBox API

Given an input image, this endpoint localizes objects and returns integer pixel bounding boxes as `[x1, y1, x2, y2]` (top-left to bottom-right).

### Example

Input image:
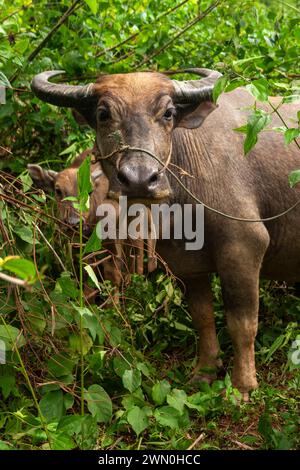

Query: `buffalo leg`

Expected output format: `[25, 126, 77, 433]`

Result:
[185, 276, 221, 383]
[218, 229, 269, 399]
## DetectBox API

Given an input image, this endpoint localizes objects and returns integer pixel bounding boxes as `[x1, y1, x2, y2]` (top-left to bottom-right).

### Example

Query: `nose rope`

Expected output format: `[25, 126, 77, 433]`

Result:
[95, 143, 300, 223]
[95, 138, 172, 174]
[157, 142, 172, 175]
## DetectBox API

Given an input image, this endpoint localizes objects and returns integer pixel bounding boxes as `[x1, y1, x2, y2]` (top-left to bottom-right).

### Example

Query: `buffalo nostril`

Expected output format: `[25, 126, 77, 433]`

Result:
[149, 173, 158, 185]
[117, 171, 130, 187]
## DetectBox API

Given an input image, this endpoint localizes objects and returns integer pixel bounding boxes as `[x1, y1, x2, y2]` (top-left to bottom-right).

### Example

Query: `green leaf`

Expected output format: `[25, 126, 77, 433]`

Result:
[56, 272, 79, 299]
[50, 432, 75, 450]
[69, 331, 93, 355]
[77, 155, 93, 198]
[113, 356, 131, 378]
[2, 256, 37, 282]
[246, 78, 269, 102]
[213, 76, 228, 102]
[47, 354, 76, 377]
[39, 390, 64, 423]
[85, 384, 112, 423]
[57, 415, 85, 436]
[154, 406, 180, 429]
[13, 226, 36, 245]
[244, 111, 271, 155]
[289, 170, 300, 188]
[0, 71, 11, 88]
[122, 369, 141, 393]
[0, 441, 12, 450]
[0, 375, 16, 399]
[72, 304, 93, 318]
[19, 172, 33, 192]
[84, 0, 98, 15]
[78, 415, 98, 450]
[83, 227, 102, 255]
[84, 265, 101, 291]
[127, 406, 149, 436]
[284, 128, 300, 145]
[166, 389, 187, 415]
[152, 380, 171, 405]
[64, 393, 74, 410]
[0, 325, 25, 350]
[59, 143, 77, 156]
[62, 196, 78, 203]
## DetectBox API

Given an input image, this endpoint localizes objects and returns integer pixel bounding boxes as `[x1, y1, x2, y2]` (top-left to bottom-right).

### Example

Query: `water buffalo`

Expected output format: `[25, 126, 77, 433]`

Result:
[31, 68, 300, 400]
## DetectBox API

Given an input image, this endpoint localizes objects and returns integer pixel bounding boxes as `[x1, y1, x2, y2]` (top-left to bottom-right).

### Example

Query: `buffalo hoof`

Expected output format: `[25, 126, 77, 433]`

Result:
[189, 370, 218, 385]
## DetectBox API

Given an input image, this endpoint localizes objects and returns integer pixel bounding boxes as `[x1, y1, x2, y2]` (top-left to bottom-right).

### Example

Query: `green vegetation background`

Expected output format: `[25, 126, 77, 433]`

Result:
[0, 0, 299, 450]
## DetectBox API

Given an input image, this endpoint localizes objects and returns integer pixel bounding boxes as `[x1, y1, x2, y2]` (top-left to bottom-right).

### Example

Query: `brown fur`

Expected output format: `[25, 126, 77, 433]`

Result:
[83, 72, 300, 397]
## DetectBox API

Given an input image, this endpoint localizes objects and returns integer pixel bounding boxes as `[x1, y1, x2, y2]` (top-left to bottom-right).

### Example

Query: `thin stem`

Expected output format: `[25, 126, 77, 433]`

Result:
[0, 271, 27, 286]
[268, 100, 300, 150]
[79, 208, 85, 416]
[0, 315, 52, 448]
[135, 0, 223, 69]
[9, 0, 82, 84]
[95, 0, 190, 58]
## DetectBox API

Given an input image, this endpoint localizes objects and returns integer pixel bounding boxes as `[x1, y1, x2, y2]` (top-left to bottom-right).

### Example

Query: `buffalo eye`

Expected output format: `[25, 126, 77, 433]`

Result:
[97, 106, 110, 121]
[55, 187, 63, 198]
[163, 108, 175, 121]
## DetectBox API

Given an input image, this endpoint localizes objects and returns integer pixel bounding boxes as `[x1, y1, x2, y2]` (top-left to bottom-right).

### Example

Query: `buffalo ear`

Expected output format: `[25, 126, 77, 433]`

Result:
[175, 101, 217, 129]
[27, 164, 57, 192]
[72, 105, 97, 129]
[72, 109, 89, 126]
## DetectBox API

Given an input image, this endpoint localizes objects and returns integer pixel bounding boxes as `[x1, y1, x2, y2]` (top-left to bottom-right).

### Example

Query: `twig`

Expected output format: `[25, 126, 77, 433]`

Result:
[134, 0, 223, 69]
[33, 222, 66, 271]
[0, 146, 12, 154]
[0, 2, 33, 23]
[187, 433, 205, 450]
[0, 271, 27, 286]
[95, 0, 190, 58]
[0, 192, 77, 232]
[9, 0, 82, 84]
[268, 100, 300, 150]
[231, 440, 254, 450]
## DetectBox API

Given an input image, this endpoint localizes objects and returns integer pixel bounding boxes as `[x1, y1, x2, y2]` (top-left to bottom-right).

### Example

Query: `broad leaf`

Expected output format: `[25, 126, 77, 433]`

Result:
[84, 265, 101, 291]
[213, 75, 228, 102]
[39, 390, 64, 423]
[122, 369, 141, 393]
[289, 169, 300, 188]
[246, 78, 269, 102]
[85, 384, 112, 423]
[244, 110, 271, 155]
[166, 389, 187, 415]
[83, 0, 98, 15]
[127, 406, 149, 436]
[152, 380, 171, 405]
[284, 128, 300, 145]
[2, 257, 37, 283]
[0, 325, 25, 350]
[83, 227, 102, 255]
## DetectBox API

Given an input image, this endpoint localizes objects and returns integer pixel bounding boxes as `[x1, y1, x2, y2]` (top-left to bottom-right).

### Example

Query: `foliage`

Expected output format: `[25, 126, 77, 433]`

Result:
[0, 0, 299, 451]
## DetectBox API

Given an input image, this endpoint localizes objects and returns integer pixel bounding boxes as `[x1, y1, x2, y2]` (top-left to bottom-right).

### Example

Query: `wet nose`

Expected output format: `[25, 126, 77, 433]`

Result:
[117, 164, 159, 197]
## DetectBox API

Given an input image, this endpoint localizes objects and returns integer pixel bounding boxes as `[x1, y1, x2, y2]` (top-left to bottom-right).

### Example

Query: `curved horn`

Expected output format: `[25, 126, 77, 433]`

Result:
[31, 70, 97, 107]
[172, 68, 222, 103]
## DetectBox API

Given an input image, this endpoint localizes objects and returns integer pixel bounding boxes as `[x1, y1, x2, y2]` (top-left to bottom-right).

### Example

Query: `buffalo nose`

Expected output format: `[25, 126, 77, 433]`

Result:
[117, 165, 159, 196]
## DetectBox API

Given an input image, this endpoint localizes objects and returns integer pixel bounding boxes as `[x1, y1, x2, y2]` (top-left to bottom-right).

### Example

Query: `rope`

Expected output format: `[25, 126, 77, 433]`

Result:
[95, 144, 300, 223]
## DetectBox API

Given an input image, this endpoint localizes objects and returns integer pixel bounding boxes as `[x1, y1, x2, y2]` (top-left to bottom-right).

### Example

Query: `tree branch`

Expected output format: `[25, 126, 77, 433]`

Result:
[9, 0, 83, 84]
[0, 271, 27, 287]
[95, 0, 190, 59]
[134, 0, 223, 69]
